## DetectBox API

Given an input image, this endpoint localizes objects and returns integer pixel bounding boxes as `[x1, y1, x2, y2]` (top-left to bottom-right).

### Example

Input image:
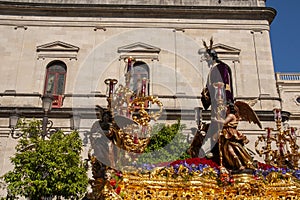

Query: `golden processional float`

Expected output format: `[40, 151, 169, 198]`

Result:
[87, 56, 300, 199]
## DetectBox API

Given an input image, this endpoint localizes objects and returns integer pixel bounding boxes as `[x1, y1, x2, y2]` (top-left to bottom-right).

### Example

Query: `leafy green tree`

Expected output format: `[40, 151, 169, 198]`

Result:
[137, 120, 190, 164]
[3, 119, 88, 199]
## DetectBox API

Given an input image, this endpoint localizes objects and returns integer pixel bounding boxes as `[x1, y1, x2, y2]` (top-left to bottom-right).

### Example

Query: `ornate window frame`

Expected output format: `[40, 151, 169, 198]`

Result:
[44, 60, 67, 108]
[118, 42, 161, 96]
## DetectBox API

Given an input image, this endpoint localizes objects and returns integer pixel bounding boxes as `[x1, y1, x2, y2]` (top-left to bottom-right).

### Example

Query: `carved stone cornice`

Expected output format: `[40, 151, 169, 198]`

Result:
[0, 2, 276, 24]
[199, 43, 241, 62]
[36, 41, 79, 60]
[118, 42, 161, 61]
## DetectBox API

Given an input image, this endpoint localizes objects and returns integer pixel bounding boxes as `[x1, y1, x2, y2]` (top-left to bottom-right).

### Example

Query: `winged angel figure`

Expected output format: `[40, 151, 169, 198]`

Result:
[216, 101, 262, 170]
[188, 101, 262, 171]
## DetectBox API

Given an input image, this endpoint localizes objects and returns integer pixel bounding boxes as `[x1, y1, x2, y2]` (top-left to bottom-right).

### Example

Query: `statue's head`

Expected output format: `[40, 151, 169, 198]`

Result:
[102, 111, 113, 122]
[203, 37, 218, 62]
[227, 102, 239, 116]
[207, 49, 218, 61]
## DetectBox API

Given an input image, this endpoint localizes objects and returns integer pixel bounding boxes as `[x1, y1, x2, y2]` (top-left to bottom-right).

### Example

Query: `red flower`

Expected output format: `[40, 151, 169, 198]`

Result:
[254, 176, 260, 180]
[115, 186, 121, 194]
[257, 162, 277, 170]
[110, 179, 117, 187]
[116, 171, 123, 178]
[134, 135, 138, 144]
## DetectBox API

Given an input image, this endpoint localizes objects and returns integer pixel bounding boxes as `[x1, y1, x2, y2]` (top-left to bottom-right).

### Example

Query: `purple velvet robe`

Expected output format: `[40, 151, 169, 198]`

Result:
[201, 61, 234, 110]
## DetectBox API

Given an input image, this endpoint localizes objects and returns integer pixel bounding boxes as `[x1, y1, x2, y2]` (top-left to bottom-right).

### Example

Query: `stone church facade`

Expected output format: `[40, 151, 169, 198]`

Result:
[0, 0, 299, 196]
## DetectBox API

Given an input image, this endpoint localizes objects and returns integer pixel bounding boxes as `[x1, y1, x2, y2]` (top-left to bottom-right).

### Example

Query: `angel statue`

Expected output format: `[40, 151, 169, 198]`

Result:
[214, 101, 262, 170]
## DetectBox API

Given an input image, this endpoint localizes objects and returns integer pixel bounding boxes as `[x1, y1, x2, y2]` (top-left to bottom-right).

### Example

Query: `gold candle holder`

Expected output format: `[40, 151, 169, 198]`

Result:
[255, 108, 300, 168]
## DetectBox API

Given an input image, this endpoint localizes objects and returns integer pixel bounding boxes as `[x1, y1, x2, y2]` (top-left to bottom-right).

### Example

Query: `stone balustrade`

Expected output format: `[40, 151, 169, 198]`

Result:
[276, 73, 300, 81]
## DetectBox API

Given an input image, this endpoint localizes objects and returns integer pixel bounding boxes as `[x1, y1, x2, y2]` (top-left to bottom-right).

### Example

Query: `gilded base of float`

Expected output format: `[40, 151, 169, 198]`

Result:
[122, 173, 219, 199]
[102, 169, 300, 200]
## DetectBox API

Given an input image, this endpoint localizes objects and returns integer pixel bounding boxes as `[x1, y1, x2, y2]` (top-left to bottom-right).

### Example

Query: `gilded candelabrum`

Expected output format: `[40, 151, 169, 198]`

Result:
[103, 57, 163, 150]
[104, 78, 118, 112]
[124, 56, 135, 88]
[118, 57, 163, 135]
[128, 94, 163, 135]
[255, 108, 299, 168]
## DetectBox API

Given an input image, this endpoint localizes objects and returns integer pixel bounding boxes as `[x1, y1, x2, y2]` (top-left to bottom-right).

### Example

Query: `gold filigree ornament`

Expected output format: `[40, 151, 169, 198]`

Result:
[112, 84, 134, 115]
[118, 124, 150, 153]
[121, 166, 222, 200]
[128, 95, 163, 133]
[102, 182, 123, 200]
[119, 167, 300, 199]
[264, 172, 300, 198]
[255, 109, 300, 168]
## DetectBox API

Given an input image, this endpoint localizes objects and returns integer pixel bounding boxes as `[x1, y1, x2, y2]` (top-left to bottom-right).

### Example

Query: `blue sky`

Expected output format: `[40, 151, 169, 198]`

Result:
[266, 1, 300, 72]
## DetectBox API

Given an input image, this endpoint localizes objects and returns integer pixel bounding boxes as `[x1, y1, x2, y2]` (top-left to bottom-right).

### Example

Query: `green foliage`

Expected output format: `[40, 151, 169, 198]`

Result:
[3, 119, 88, 199]
[137, 120, 190, 164]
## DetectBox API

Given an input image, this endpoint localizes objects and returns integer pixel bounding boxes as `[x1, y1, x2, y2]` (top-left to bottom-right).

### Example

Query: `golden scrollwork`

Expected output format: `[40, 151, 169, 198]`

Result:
[255, 109, 299, 168]
[89, 159, 300, 200]
[117, 125, 150, 153]
[255, 129, 278, 165]
[102, 183, 123, 200]
[118, 168, 300, 200]
[128, 95, 163, 132]
[109, 124, 150, 153]
[112, 84, 134, 116]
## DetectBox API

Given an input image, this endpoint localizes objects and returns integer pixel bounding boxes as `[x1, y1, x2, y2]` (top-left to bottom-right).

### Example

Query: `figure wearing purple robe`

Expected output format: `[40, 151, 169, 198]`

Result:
[199, 47, 234, 158]
[201, 49, 234, 112]
[208, 61, 234, 104]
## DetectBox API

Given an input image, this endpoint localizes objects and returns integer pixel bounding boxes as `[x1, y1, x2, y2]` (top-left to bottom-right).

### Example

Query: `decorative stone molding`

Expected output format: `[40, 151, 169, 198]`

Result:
[0, 2, 276, 23]
[118, 42, 161, 61]
[199, 43, 241, 62]
[0, 0, 266, 7]
[36, 41, 79, 60]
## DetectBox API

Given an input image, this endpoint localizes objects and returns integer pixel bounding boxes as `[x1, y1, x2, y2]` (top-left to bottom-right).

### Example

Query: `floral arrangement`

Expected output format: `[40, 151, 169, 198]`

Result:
[133, 158, 300, 186]
[88, 157, 300, 199]
[132, 157, 220, 183]
[170, 157, 219, 168]
[169, 158, 300, 183]
[170, 158, 234, 186]
[254, 162, 300, 182]
[105, 169, 123, 195]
